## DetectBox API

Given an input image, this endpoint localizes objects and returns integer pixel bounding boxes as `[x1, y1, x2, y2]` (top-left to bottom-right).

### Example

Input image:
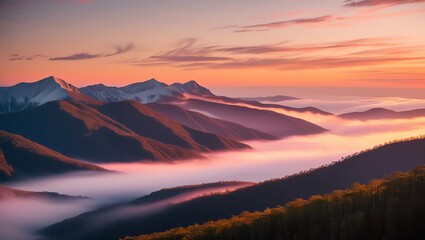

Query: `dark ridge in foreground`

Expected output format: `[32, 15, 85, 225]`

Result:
[0, 130, 105, 182]
[41, 136, 425, 240]
[126, 165, 425, 240]
[40, 181, 253, 240]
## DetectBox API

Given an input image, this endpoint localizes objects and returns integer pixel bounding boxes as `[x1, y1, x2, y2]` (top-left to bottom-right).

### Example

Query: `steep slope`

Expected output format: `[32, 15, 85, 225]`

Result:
[42, 136, 425, 239]
[340, 107, 425, 120]
[94, 101, 250, 151]
[0, 131, 105, 182]
[148, 103, 277, 140]
[0, 76, 98, 113]
[0, 185, 88, 201]
[0, 101, 203, 162]
[40, 181, 253, 240]
[127, 166, 425, 240]
[181, 98, 326, 137]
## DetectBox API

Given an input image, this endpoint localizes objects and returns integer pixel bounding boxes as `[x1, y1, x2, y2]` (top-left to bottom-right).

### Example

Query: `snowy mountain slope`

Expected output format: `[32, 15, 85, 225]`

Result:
[0, 76, 94, 113]
[80, 79, 213, 104]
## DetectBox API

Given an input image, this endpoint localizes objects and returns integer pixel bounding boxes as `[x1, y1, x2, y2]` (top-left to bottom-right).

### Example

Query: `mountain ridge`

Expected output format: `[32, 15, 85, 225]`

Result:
[339, 107, 425, 120]
[0, 130, 106, 182]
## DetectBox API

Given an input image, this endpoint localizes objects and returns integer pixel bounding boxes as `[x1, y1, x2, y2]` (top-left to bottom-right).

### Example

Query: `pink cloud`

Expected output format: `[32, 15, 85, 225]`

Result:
[344, 0, 425, 7]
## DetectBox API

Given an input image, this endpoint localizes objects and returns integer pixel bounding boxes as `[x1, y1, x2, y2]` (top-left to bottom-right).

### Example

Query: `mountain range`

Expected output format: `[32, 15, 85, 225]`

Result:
[0, 100, 253, 162]
[0, 76, 328, 163]
[0, 76, 214, 113]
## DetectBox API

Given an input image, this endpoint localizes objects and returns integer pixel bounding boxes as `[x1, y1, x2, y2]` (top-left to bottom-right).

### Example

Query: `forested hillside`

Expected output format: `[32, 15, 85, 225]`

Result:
[125, 165, 425, 240]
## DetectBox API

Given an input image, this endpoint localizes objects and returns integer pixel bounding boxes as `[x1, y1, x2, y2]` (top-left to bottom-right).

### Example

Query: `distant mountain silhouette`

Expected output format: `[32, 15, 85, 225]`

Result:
[0, 101, 205, 162]
[0, 185, 89, 201]
[94, 100, 251, 151]
[180, 98, 326, 137]
[238, 95, 299, 102]
[198, 95, 331, 115]
[41, 136, 425, 240]
[148, 103, 277, 140]
[0, 76, 98, 113]
[0, 131, 105, 182]
[41, 182, 253, 240]
[339, 107, 425, 120]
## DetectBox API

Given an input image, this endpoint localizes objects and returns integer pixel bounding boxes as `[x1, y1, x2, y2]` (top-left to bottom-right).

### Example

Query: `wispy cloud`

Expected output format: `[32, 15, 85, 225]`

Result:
[0, 0, 93, 9]
[50, 43, 134, 60]
[49, 53, 101, 61]
[140, 38, 393, 66]
[221, 6, 425, 32]
[8, 54, 48, 61]
[234, 15, 334, 32]
[217, 38, 398, 54]
[50, 43, 134, 61]
[208, 55, 424, 70]
[8, 43, 134, 61]
[0, 16, 22, 23]
[104, 43, 134, 57]
[344, 0, 425, 7]
[133, 38, 425, 72]
[137, 39, 233, 66]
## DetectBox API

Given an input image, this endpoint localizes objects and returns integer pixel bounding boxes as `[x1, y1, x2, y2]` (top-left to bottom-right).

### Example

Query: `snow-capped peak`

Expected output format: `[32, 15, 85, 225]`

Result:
[0, 76, 81, 112]
[1, 76, 216, 112]
[171, 80, 213, 96]
[46, 76, 80, 92]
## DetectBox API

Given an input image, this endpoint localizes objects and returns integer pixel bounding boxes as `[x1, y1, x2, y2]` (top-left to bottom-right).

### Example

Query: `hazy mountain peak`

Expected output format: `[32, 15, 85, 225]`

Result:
[365, 108, 396, 113]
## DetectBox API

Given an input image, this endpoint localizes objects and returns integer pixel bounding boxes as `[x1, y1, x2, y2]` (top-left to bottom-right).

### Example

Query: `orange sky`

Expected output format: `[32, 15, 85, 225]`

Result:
[0, 0, 424, 88]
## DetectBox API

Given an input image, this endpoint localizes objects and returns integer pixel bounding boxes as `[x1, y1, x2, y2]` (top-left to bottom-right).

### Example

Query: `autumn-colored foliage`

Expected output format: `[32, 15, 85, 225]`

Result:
[124, 165, 425, 240]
